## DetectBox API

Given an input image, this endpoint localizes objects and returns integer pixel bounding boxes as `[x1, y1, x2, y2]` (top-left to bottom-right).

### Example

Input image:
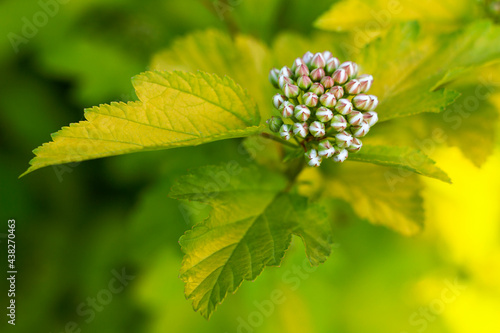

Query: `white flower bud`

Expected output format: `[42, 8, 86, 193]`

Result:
[279, 75, 293, 89]
[279, 101, 295, 118]
[318, 139, 338, 158]
[311, 52, 326, 69]
[332, 68, 348, 85]
[330, 114, 347, 132]
[269, 68, 280, 88]
[319, 92, 336, 108]
[368, 95, 379, 111]
[347, 110, 364, 126]
[358, 74, 373, 93]
[297, 75, 313, 90]
[335, 98, 353, 115]
[333, 148, 349, 163]
[316, 107, 334, 122]
[280, 66, 293, 78]
[302, 92, 318, 108]
[347, 137, 362, 152]
[309, 121, 326, 138]
[351, 121, 370, 137]
[302, 51, 314, 66]
[283, 83, 300, 99]
[335, 131, 353, 148]
[320, 76, 335, 89]
[292, 57, 305, 73]
[309, 83, 325, 95]
[293, 122, 309, 138]
[279, 124, 293, 140]
[325, 57, 340, 75]
[344, 79, 362, 95]
[294, 105, 311, 122]
[322, 51, 333, 62]
[310, 68, 326, 82]
[352, 94, 371, 111]
[329, 86, 344, 100]
[295, 64, 310, 78]
[305, 149, 322, 167]
[338, 61, 358, 79]
[363, 111, 378, 127]
[272, 93, 287, 110]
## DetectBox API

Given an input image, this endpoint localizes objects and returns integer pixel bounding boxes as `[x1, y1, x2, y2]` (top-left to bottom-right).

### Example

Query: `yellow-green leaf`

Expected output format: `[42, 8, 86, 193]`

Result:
[21, 71, 262, 177]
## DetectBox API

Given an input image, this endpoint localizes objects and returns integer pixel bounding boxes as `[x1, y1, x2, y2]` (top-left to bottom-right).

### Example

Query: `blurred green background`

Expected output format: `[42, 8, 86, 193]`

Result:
[1, 0, 499, 332]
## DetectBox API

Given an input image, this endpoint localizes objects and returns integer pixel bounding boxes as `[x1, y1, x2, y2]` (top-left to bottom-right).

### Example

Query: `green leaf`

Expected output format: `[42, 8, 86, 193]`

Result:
[21, 71, 262, 177]
[349, 145, 451, 183]
[316, 163, 425, 236]
[170, 165, 333, 318]
[314, 0, 479, 32]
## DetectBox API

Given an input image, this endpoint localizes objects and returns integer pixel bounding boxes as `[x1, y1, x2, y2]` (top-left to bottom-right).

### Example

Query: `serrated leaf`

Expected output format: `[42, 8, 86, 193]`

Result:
[317, 163, 425, 236]
[350, 145, 451, 183]
[170, 165, 333, 318]
[21, 71, 262, 176]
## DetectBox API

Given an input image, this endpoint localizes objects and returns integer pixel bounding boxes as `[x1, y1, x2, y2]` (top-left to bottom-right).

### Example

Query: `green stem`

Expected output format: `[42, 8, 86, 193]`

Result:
[260, 133, 299, 149]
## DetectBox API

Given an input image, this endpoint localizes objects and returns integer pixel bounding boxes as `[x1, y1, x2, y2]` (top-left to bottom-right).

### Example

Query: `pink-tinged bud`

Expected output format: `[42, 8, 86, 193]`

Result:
[297, 75, 313, 90]
[266, 116, 284, 133]
[309, 83, 325, 96]
[320, 76, 335, 89]
[269, 68, 280, 88]
[325, 57, 340, 75]
[335, 131, 353, 148]
[352, 94, 371, 110]
[304, 149, 322, 167]
[335, 98, 353, 115]
[283, 83, 299, 98]
[272, 93, 287, 110]
[358, 74, 373, 93]
[368, 95, 379, 111]
[319, 92, 336, 108]
[280, 66, 293, 78]
[347, 110, 364, 126]
[316, 107, 334, 122]
[351, 121, 370, 137]
[279, 75, 293, 89]
[363, 111, 378, 127]
[279, 101, 295, 118]
[310, 68, 326, 82]
[344, 79, 362, 95]
[294, 105, 311, 122]
[309, 121, 326, 138]
[329, 86, 344, 100]
[302, 92, 318, 108]
[347, 137, 362, 152]
[338, 61, 358, 79]
[333, 148, 348, 163]
[332, 68, 348, 85]
[291, 57, 305, 73]
[279, 124, 293, 140]
[302, 51, 314, 66]
[295, 64, 310, 78]
[322, 51, 333, 62]
[330, 114, 347, 132]
[293, 122, 309, 138]
[318, 139, 337, 158]
[311, 52, 326, 69]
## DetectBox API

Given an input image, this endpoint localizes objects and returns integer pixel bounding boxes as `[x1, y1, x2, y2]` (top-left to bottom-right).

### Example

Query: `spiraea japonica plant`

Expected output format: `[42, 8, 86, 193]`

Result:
[20, 11, 500, 318]
[267, 51, 378, 166]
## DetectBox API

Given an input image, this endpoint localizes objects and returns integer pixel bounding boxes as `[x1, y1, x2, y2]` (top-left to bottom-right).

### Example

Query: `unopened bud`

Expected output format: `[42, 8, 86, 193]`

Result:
[279, 124, 293, 140]
[330, 114, 347, 132]
[325, 57, 340, 75]
[267, 116, 284, 133]
[311, 52, 326, 69]
[272, 93, 287, 110]
[295, 64, 310, 78]
[293, 122, 309, 138]
[316, 107, 334, 122]
[322, 51, 333, 62]
[333, 149, 348, 163]
[309, 83, 325, 96]
[309, 121, 326, 138]
[335, 98, 353, 115]
[338, 61, 358, 79]
[283, 83, 300, 98]
[280, 66, 293, 78]
[351, 121, 370, 137]
[344, 79, 362, 95]
[352, 94, 371, 111]
[332, 68, 348, 85]
[279, 101, 295, 118]
[269, 68, 280, 88]
[329, 86, 344, 100]
[358, 74, 373, 93]
[302, 51, 314, 67]
[297, 75, 313, 90]
[347, 110, 363, 126]
[320, 76, 335, 89]
[310, 68, 326, 82]
[279, 75, 293, 89]
[335, 131, 353, 148]
[319, 92, 336, 108]
[294, 105, 311, 122]
[347, 137, 362, 152]
[318, 139, 337, 158]
[302, 92, 318, 108]
[368, 95, 379, 111]
[292, 57, 305, 73]
[363, 111, 378, 127]
[304, 149, 322, 167]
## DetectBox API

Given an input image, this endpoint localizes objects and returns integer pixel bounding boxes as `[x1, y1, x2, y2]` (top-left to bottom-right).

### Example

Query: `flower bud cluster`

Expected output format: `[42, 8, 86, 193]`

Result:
[267, 51, 379, 167]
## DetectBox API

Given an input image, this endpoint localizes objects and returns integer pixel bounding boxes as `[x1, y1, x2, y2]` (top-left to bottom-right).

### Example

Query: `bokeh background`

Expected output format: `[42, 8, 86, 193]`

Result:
[1, 0, 499, 332]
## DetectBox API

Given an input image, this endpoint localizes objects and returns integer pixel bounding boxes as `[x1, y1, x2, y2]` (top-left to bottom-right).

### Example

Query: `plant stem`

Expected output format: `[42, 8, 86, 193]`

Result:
[260, 133, 299, 149]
